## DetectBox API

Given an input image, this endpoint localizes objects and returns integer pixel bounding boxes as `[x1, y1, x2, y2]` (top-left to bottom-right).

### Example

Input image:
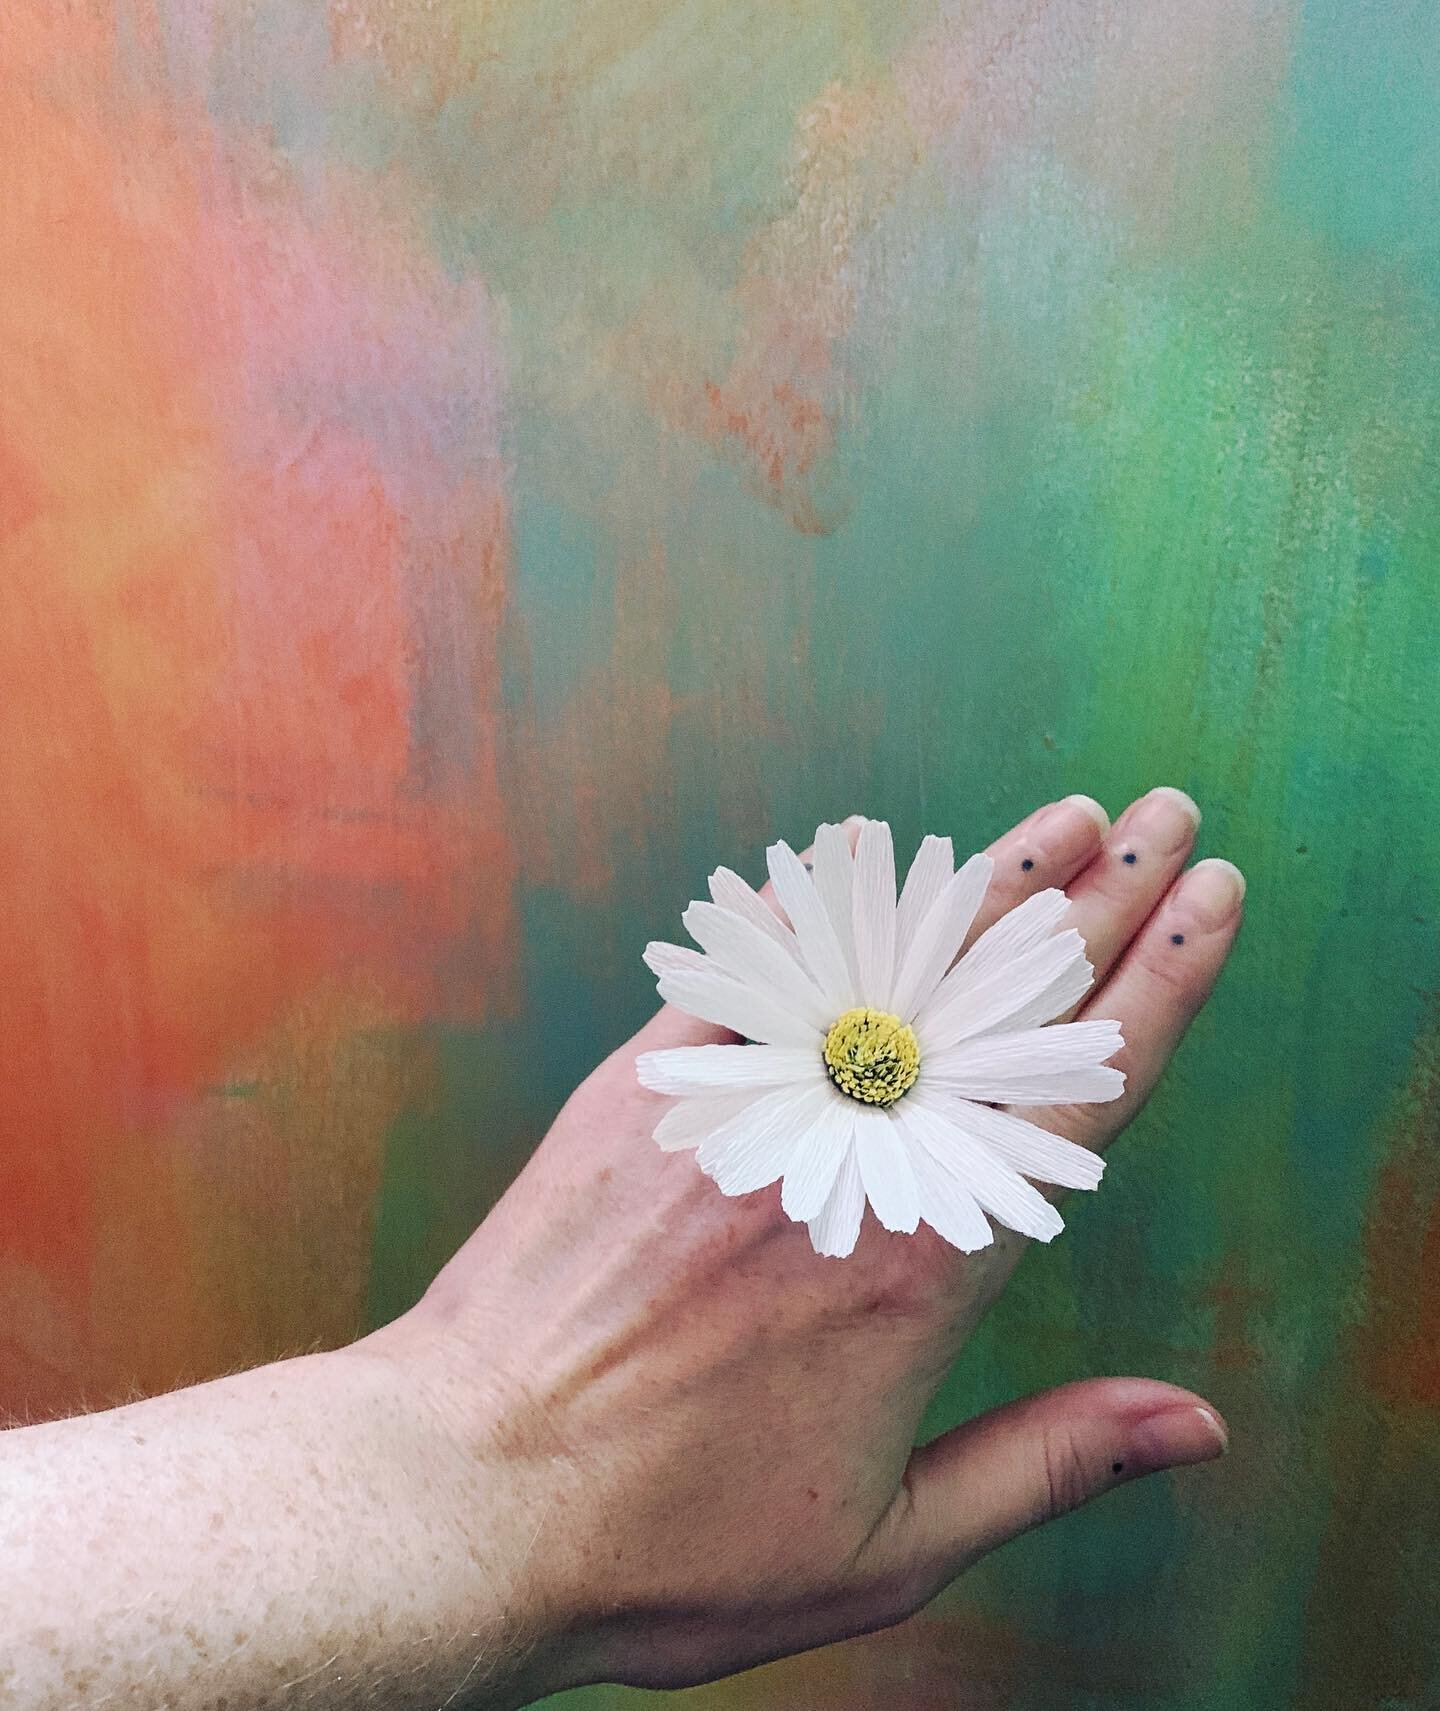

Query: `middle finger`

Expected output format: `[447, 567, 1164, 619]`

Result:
[1055, 786, 1202, 1005]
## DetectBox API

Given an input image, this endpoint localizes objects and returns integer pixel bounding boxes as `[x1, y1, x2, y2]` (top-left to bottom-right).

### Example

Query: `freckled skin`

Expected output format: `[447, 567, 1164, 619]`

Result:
[0, 792, 1241, 1708]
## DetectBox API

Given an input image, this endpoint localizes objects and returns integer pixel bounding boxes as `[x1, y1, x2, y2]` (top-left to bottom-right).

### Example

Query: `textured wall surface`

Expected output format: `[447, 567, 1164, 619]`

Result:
[3, 3, 1438, 1706]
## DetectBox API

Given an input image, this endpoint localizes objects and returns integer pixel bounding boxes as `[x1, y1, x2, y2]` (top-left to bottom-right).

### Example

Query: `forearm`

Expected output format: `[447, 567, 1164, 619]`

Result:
[0, 1346, 548, 1711]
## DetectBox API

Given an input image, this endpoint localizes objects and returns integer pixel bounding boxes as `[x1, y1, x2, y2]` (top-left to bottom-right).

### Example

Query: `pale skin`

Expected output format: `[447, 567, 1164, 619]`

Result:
[0, 788, 1244, 1710]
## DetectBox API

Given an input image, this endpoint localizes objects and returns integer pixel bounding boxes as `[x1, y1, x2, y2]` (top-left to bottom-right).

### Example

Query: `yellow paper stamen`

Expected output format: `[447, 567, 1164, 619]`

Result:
[823, 1007, 920, 1107]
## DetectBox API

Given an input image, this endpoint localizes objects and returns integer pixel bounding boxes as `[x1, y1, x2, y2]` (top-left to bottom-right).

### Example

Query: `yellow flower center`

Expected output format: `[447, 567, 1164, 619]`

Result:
[823, 1007, 920, 1107]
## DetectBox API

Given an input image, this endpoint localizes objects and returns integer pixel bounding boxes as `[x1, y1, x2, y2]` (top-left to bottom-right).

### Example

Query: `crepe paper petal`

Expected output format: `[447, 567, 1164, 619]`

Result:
[939, 888, 1071, 994]
[639, 820, 1124, 1256]
[915, 927, 1093, 1053]
[637, 1044, 825, 1096]
[853, 1106, 921, 1234]
[654, 1090, 765, 1151]
[930, 1094, 1106, 1191]
[894, 834, 954, 964]
[698, 1082, 834, 1195]
[963, 929, 1094, 1039]
[923, 1018, 1125, 1106]
[852, 819, 898, 1006]
[766, 841, 855, 1013]
[895, 1107, 996, 1252]
[904, 1097, 1065, 1243]
[811, 822, 860, 987]
[643, 940, 711, 980]
[889, 853, 994, 1023]
[655, 967, 820, 1048]
[807, 1142, 867, 1258]
[708, 866, 807, 966]
[682, 900, 833, 1031]
[781, 1093, 855, 1222]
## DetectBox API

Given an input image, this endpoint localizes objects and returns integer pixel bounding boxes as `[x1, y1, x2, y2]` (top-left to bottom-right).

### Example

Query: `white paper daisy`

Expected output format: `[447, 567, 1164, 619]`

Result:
[636, 819, 1124, 1259]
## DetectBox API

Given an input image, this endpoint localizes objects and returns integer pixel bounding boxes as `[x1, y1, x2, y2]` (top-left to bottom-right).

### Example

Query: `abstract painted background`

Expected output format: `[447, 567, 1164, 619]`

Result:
[2, 2, 1438, 1705]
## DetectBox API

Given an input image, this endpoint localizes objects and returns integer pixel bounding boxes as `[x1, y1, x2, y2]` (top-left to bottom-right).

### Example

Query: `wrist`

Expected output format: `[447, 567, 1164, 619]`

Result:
[338, 1319, 585, 1705]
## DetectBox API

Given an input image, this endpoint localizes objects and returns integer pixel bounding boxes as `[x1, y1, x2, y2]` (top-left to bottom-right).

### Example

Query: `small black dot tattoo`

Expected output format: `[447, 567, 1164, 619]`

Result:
[1111, 1461, 1125, 1475]
[1021, 857, 1035, 872]
[1122, 851, 1138, 865]
[1170, 932, 1185, 945]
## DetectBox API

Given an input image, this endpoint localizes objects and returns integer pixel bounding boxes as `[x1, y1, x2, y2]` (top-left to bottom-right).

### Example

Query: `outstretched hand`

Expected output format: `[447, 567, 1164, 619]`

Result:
[372, 787, 1244, 1697]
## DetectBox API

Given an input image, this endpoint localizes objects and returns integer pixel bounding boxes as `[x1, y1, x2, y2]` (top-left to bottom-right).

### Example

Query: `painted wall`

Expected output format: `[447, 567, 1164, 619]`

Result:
[2, 3, 1438, 1705]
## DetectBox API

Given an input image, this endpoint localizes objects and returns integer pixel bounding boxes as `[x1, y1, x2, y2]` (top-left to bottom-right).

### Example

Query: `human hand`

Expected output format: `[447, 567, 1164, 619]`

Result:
[368, 787, 1244, 1698]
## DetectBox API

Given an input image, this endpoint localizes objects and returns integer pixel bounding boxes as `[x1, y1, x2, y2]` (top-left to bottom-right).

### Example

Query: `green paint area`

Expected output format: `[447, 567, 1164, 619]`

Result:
[301, 1, 1440, 1704]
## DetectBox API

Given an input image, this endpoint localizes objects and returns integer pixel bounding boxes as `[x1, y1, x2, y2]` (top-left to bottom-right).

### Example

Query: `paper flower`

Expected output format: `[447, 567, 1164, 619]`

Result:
[637, 819, 1124, 1258]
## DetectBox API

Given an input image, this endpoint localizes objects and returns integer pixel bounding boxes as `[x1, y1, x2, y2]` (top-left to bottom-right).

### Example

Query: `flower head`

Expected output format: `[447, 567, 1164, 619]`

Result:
[637, 819, 1124, 1258]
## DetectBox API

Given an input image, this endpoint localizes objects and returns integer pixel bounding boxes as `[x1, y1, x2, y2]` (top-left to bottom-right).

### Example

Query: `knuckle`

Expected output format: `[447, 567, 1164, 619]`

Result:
[866, 1566, 933, 1631]
[1042, 1098, 1119, 1152]
[1040, 1423, 1097, 1521]
[857, 1261, 938, 1323]
[1137, 931, 1214, 1010]
[847, 1552, 937, 1635]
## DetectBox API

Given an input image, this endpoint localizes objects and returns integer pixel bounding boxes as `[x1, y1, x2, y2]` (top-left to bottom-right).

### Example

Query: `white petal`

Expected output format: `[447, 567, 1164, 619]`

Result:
[807, 1141, 866, 1258]
[682, 901, 832, 1030]
[924, 1018, 1125, 1106]
[656, 967, 820, 1047]
[916, 928, 1093, 1053]
[929, 1094, 1105, 1190]
[904, 1097, 1064, 1242]
[766, 841, 855, 1011]
[889, 853, 994, 1022]
[643, 940, 710, 980]
[811, 822, 859, 988]
[638, 1044, 823, 1095]
[940, 888, 1072, 997]
[853, 1106, 920, 1233]
[698, 1082, 834, 1195]
[894, 1107, 995, 1252]
[987, 932, 1094, 1034]
[780, 1092, 855, 1222]
[653, 1091, 765, 1151]
[895, 834, 954, 964]
[852, 819, 898, 1005]
[709, 867, 806, 966]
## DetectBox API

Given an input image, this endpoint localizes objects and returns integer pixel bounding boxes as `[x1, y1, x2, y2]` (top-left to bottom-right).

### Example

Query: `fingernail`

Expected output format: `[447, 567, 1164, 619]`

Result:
[1061, 794, 1110, 835]
[1116, 786, 1201, 855]
[1124, 1404, 1229, 1476]
[1031, 798, 1110, 865]
[1180, 858, 1246, 925]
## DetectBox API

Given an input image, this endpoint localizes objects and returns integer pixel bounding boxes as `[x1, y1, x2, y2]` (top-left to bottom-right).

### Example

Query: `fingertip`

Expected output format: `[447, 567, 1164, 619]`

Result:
[1124, 1402, 1229, 1474]
[1061, 793, 1110, 835]
[1180, 858, 1247, 922]
[1147, 785, 1202, 829]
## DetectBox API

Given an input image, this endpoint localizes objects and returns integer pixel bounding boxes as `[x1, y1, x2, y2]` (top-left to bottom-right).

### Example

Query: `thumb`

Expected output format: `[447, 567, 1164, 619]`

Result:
[877, 1378, 1227, 1604]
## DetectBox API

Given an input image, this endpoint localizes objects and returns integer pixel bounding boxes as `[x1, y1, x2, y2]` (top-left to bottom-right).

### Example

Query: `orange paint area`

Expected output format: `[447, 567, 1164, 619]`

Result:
[0, 8, 514, 1406]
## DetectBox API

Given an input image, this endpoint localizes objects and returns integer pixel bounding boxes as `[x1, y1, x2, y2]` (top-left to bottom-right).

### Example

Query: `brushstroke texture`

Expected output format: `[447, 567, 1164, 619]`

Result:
[2, 1, 1438, 1705]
